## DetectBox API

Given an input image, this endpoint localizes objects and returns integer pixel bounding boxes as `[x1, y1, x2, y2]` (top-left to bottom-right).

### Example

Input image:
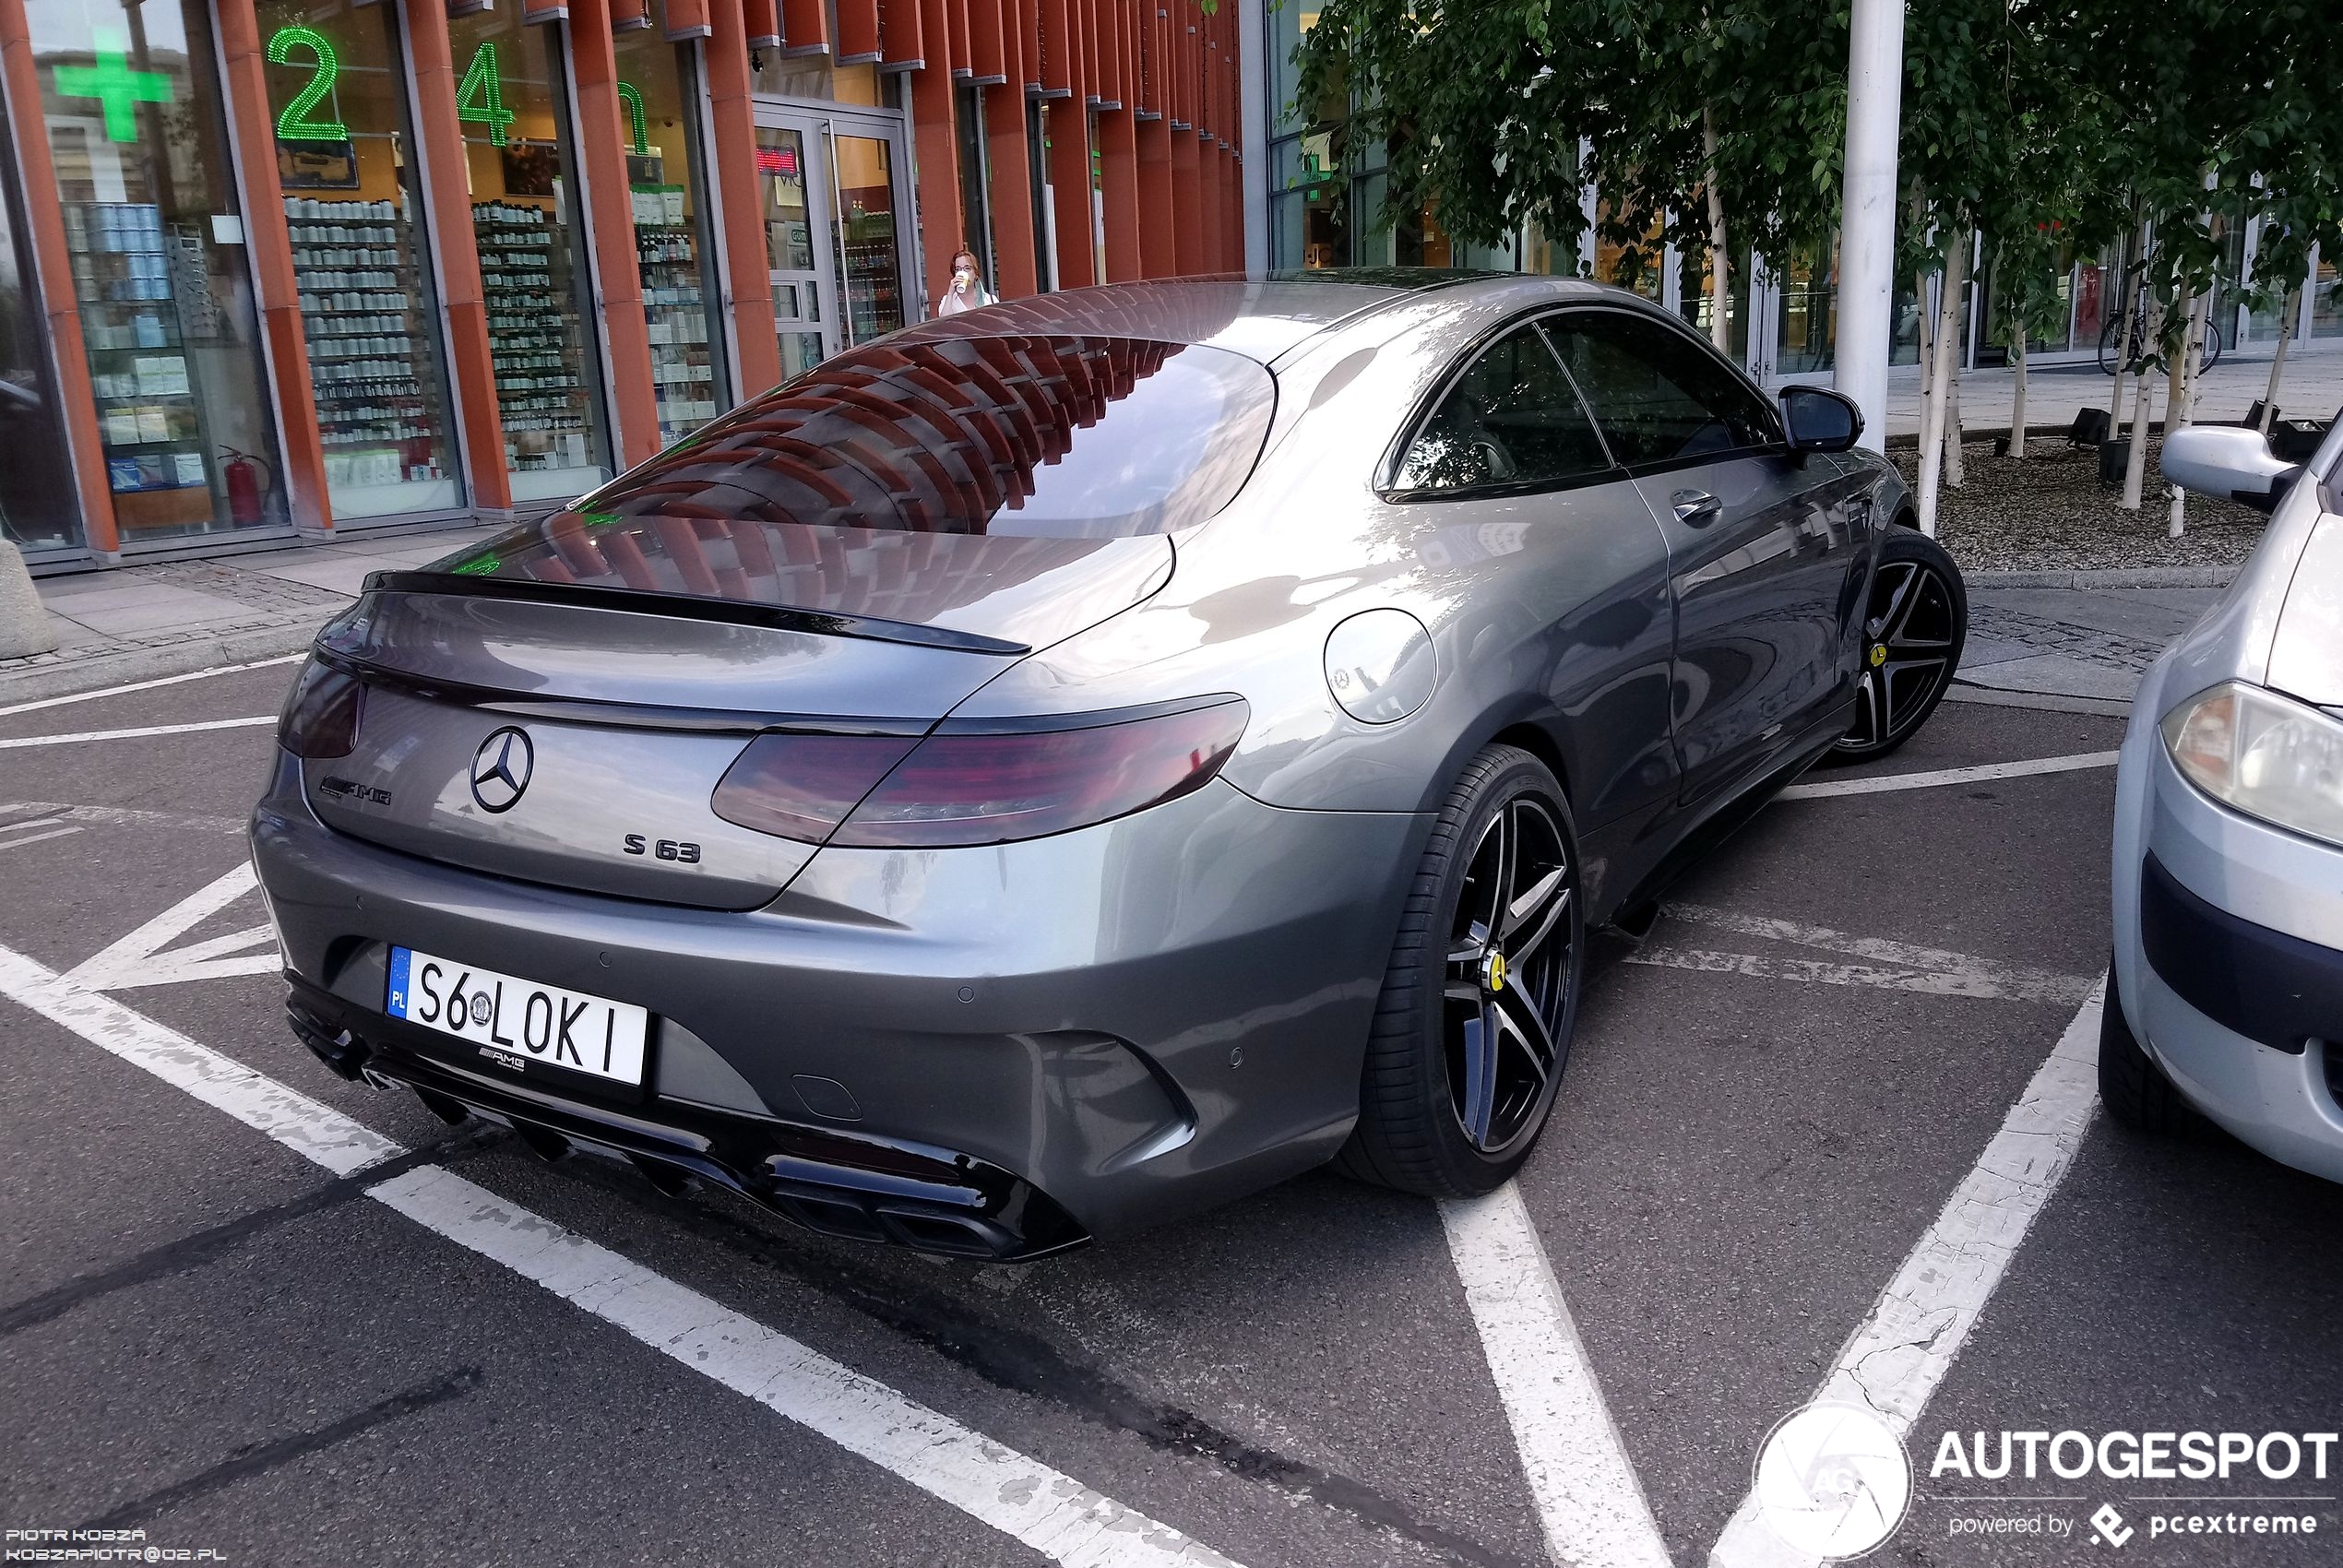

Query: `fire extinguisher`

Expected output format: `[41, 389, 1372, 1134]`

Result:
[220, 445, 272, 526]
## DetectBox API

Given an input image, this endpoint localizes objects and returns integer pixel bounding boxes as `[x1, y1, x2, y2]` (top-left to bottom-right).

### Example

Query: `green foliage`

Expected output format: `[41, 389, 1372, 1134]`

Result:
[1288, 0, 2343, 354]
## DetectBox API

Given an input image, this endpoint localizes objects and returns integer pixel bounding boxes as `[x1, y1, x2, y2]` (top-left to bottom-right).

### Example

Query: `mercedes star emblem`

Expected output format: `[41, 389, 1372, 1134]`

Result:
[469, 727, 534, 814]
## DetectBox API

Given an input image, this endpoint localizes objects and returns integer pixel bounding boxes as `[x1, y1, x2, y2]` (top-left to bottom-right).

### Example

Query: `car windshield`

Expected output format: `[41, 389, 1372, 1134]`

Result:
[431, 335, 1272, 597]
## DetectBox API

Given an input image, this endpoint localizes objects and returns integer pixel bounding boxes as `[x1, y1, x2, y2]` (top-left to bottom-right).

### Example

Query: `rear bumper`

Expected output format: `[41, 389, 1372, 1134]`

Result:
[252, 751, 1430, 1245]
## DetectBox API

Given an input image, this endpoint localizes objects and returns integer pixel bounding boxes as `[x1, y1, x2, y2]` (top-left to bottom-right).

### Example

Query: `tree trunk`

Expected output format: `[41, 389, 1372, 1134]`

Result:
[1915, 253, 1960, 538]
[2108, 228, 2139, 432]
[2008, 336, 2028, 458]
[2121, 294, 2164, 512]
[1943, 232, 1970, 488]
[2260, 287, 2299, 434]
[2168, 288, 2212, 539]
[1914, 267, 1935, 388]
[1702, 106, 1731, 355]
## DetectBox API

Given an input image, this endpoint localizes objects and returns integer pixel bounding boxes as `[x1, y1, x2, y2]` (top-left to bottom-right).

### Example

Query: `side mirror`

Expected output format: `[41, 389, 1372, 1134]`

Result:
[2160, 425, 2302, 514]
[1780, 386, 1861, 453]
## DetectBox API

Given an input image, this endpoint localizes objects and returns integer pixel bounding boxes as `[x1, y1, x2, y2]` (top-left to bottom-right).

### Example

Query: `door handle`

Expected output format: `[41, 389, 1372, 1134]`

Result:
[1671, 489, 1723, 527]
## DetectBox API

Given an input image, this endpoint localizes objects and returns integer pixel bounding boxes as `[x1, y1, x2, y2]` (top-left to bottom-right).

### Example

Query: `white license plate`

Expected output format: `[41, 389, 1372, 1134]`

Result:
[387, 946, 648, 1087]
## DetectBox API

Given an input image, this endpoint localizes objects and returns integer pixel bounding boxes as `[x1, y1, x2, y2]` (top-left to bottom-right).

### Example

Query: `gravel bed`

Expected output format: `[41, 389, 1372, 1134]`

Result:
[1889, 434, 2267, 574]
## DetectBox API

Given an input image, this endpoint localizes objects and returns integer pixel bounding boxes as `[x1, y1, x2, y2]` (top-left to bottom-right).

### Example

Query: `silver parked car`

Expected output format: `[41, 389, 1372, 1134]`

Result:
[253, 274, 1959, 1257]
[2104, 419, 2343, 1181]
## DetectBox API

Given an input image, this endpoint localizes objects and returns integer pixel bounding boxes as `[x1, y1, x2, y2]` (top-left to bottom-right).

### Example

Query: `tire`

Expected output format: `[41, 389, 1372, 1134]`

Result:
[1338, 745, 1585, 1197]
[2098, 315, 2123, 375]
[2199, 319, 2225, 372]
[2097, 958, 2199, 1135]
[1830, 525, 1968, 762]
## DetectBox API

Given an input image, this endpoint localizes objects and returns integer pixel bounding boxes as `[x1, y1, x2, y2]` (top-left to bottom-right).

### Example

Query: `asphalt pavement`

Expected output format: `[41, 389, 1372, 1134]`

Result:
[2, 658, 2338, 1568]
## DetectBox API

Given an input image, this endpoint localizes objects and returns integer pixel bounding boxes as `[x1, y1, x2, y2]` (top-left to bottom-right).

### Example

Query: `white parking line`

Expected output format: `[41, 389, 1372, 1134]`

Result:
[1647, 905, 2098, 1007]
[0, 801, 249, 836]
[67, 864, 280, 991]
[1707, 983, 2105, 1568]
[0, 942, 1246, 1568]
[1776, 752, 2119, 801]
[1441, 1184, 1672, 1568]
[0, 717, 277, 750]
[0, 653, 304, 719]
[1624, 947, 2090, 1004]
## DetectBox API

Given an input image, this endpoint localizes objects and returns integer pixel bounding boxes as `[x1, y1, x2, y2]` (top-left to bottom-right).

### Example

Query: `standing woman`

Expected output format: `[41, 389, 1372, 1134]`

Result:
[936, 245, 995, 315]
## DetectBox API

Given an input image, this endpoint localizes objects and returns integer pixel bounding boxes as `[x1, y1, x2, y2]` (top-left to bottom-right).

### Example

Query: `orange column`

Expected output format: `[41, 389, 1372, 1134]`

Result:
[910, 0, 963, 313]
[216, 0, 329, 532]
[666, 0, 712, 35]
[1096, 109, 1138, 282]
[0, 0, 118, 553]
[781, 0, 829, 53]
[982, 23, 1039, 297]
[406, 0, 512, 513]
[1170, 130, 1202, 275]
[879, 0, 925, 65]
[708, 0, 782, 396]
[1136, 113, 1173, 279]
[745, 0, 782, 47]
[838, 0, 882, 61]
[1198, 137, 1223, 273]
[565, 0, 662, 469]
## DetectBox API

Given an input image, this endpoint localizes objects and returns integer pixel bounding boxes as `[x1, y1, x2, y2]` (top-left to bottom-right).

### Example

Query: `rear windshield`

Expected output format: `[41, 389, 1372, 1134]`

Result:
[434, 335, 1272, 600]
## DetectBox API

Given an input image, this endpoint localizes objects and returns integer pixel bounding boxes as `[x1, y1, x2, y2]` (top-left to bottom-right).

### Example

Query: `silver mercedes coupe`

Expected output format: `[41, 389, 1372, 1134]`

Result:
[252, 273, 1963, 1258]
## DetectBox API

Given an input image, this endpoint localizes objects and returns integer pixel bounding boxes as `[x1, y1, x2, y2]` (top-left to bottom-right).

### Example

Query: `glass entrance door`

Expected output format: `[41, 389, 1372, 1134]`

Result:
[755, 120, 832, 382]
[752, 103, 914, 382]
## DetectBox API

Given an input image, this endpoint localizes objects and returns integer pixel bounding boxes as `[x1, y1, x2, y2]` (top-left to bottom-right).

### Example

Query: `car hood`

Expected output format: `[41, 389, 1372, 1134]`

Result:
[2266, 506, 2343, 708]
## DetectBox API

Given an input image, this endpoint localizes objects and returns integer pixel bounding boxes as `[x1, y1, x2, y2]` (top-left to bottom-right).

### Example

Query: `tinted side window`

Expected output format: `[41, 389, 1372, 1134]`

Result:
[1543, 312, 1779, 468]
[1393, 326, 1612, 493]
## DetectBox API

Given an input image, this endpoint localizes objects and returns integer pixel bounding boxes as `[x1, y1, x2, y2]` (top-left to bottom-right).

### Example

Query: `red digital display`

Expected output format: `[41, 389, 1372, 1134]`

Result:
[756, 147, 800, 178]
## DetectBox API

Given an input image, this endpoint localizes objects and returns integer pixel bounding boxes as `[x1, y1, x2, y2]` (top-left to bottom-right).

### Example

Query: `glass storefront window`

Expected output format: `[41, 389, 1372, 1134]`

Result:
[1776, 243, 1836, 376]
[612, 29, 724, 447]
[954, 82, 993, 283]
[33, 0, 287, 543]
[2311, 255, 2341, 339]
[446, 6, 612, 502]
[751, 58, 880, 105]
[259, 0, 461, 519]
[0, 104, 80, 552]
[830, 132, 902, 344]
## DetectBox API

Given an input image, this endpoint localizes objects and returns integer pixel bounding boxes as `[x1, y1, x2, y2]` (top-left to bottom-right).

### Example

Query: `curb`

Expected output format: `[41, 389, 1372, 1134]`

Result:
[0, 619, 321, 707]
[1961, 564, 2239, 589]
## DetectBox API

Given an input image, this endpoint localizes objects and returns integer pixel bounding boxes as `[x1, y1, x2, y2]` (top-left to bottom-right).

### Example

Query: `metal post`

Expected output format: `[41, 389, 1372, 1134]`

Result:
[1833, 0, 1904, 452]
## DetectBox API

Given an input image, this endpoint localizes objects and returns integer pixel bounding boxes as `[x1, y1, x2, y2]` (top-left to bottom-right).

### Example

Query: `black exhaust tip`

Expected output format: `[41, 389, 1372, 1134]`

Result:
[515, 1123, 572, 1163]
[414, 1087, 472, 1127]
[629, 1154, 695, 1199]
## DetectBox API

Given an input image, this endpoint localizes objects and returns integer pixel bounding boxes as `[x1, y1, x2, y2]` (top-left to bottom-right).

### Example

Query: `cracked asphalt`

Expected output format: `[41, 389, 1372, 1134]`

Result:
[2, 665, 2338, 1567]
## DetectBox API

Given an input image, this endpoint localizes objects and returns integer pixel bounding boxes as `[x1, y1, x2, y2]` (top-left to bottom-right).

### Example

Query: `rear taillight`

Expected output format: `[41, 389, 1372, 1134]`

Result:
[709, 699, 1248, 849]
[709, 732, 921, 841]
[279, 662, 364, 759]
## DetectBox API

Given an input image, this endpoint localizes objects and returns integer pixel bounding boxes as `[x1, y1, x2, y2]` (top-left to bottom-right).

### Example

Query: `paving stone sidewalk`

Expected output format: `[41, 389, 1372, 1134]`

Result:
[1958, 581, 2223, 706]
[1, 526, 504, 706]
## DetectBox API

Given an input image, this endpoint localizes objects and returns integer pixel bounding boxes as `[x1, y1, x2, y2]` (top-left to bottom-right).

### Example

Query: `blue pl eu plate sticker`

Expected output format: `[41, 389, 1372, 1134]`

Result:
[387, 946, 412, 1016]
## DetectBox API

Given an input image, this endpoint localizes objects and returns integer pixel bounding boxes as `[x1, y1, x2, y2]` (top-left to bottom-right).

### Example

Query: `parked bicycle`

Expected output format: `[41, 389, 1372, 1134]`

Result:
[2098, 285, 2225, 374]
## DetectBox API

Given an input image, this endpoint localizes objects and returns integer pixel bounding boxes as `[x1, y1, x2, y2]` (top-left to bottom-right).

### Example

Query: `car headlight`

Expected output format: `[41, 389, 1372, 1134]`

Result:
[2160, 680, 2343, 847]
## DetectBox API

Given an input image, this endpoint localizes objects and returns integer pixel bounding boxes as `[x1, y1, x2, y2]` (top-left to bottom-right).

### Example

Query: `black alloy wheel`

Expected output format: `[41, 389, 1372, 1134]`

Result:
[1443, 794, 1576, 1156]
[1833, 527, 1968, 761]
[1339, 745, 1584, 1197]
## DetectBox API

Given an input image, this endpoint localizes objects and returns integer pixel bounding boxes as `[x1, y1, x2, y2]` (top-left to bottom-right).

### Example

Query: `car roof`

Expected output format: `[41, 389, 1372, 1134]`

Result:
[888, 271, 1632, 366]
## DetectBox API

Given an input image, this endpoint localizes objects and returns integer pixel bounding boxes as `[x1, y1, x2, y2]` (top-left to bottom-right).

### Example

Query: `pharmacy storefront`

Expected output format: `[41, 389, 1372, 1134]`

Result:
[0, 0, 934, 567]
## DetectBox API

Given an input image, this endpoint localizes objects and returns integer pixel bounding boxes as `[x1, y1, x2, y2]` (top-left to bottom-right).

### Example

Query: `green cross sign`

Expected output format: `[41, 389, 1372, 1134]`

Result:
[54, 36, 172, 144]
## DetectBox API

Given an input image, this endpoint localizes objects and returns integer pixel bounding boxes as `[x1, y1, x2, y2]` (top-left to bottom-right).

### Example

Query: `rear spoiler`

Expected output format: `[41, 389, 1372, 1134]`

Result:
[363, 569, 1031, 657]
